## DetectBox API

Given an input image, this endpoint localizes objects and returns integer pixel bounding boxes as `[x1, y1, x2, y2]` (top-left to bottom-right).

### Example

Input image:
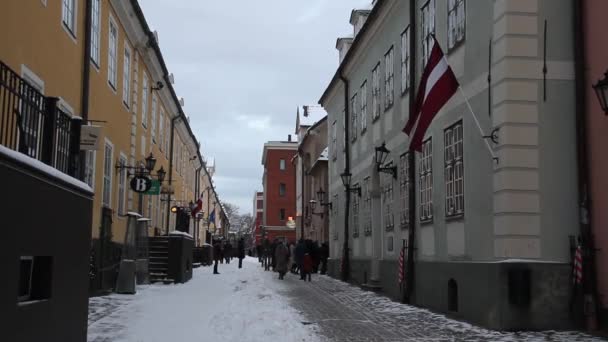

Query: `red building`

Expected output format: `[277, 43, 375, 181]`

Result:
[261, 140, 298, 244]
[253, 191, 264, 245]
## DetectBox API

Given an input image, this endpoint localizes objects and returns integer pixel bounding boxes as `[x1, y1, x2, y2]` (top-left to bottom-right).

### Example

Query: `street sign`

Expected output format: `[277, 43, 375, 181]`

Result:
[130, 176, 152, 193]
[145, 180, 161, 195]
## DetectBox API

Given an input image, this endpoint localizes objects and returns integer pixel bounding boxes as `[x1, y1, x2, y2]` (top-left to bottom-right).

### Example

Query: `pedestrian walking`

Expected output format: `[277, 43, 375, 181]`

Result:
[225, 241, 232, 264]
[219, 241, 225, 264]
[295, 239, 306, 280]
[320, 242, 329, 275]
[303, 253, 313, 282]
[288, 243, 296, 273]
[213, 240, 222, 274]
[237, 238, 245, 269]
[275, 241, 289, 280]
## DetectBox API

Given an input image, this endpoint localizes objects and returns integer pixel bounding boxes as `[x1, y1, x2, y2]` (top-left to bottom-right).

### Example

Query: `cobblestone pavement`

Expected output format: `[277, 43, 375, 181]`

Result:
[277, 271, 607, 342]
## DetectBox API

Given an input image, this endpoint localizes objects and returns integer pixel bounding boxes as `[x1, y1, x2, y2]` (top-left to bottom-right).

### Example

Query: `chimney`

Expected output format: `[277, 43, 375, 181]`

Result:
[303, 105, 309, 117]
[336, 37, 354, 64]
[288, 135, 292, 142]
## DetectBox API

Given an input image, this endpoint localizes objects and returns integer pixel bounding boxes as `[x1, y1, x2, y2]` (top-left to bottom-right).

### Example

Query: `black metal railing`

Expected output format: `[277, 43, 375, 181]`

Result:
[0, 61, 81, 177]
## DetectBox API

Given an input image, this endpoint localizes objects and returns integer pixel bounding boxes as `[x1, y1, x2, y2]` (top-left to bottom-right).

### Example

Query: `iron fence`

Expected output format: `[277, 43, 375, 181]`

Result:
[0, 61, 81, 177]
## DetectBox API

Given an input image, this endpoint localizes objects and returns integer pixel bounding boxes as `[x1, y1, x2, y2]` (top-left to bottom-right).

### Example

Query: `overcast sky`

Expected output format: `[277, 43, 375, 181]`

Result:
[140, 1, 370, 214]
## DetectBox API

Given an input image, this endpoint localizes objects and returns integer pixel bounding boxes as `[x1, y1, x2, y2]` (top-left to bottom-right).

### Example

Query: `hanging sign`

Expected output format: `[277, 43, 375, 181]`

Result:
[145, 180, 161, 195]
[130, 176, 152, 193]
[80, 125, 102, 151]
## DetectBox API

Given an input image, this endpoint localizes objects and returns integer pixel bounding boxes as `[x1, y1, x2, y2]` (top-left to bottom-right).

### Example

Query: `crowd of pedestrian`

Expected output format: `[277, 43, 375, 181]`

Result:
[255, 238, 329, 281]
[212, 238, 246, 274]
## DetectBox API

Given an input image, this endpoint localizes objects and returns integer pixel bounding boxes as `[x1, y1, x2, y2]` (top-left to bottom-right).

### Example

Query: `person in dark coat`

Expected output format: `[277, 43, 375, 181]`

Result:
[311, 241, 320, 273]
[303, 253, 313, 282]
[270, 239, 278, 271]
[213, 240, 222, 274]
[237, 238, 246, 269]
[263, 238, 271, 271]
[256, 244, 262, 262]
[320, 242, 329, 275]
[275, 242, 289, 280]
[295, 239, 306, 280]
[224, 242, 232, 264]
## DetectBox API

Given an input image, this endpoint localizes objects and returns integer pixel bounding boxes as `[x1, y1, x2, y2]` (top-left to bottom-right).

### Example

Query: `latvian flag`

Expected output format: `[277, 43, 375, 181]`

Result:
[574, 245, 583, 285]
[403, 36, 459, 152]
[191, 194, 203, 218]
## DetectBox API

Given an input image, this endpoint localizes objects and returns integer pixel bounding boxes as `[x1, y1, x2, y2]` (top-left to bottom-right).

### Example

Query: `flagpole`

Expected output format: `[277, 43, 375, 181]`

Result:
[456, 85, 497, 161]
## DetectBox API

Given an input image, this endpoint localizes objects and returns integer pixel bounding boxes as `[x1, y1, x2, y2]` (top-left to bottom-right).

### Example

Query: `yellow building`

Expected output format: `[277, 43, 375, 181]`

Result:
[1, 0, 221, 285]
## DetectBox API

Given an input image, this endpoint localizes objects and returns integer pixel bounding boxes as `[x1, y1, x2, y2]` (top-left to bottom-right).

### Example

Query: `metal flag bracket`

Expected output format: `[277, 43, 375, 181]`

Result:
[483, 127, 500, 145]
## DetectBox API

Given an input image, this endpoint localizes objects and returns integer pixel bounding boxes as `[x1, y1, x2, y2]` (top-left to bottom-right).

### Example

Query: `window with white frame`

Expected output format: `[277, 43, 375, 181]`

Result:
[141, 135, 146, 156]
[353, 183, 360, 237]
[280, 159, 286, 171]
[363, 177, 372, 236]
[62, 0, 76, 35]
[372, 63, 380, 120]
[108, 16, 118, 89]
[159, 110, 165, 151]
[147, 196, 153, 221]
[401, 27, 410, 94]
[331, 120, 337, 160]
[118, 155, 127, 215]
[360, 81, 367, 133]
[384, 46, 394, 109]
[84, 150, 96, 188]
[151, 95, 157, 142]
[419, 139, 433, 222]
[123, 46, 131, 107]
[448, 0, 466, 50]
[342, 109, 346, 153]
[399, 153, 410, 229]
[421, 0, 436, 66]
[351, 94, 357, 141]
[160, 196, 167, 230]
[445, 121, 464, 217]
[333, 194, 339, 218]
[383, 173, 395, 231]
[90, 0, 101, 65]
[102, 141, 113, 208]
[165, 117, 170, 153]
[141, 74, 148, 128]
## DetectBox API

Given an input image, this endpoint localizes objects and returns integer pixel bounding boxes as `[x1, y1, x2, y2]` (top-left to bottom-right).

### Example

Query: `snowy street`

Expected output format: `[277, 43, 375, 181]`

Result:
[88, 257, 607, 342]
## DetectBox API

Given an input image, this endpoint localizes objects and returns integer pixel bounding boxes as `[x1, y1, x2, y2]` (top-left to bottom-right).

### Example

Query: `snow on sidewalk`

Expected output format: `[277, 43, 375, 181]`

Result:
[87, 257, 320, 342]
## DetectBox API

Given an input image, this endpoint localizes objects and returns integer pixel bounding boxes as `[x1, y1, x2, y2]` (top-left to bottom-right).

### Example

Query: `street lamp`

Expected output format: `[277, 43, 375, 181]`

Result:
[340, 172, 361, 197]
[145, 152, 157, 172]
[593, 71, 608, 114]
[157, 166, 166, 183]
[316, 188, 333, 210]
[375, 142, 397, 178]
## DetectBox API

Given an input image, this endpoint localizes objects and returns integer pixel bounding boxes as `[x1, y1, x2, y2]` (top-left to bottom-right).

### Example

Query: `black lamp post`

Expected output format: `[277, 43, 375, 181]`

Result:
[593, 71, 608, 114]
[316, 188, 333, 210]
[375, 142, 397, 178]
[340, 172, 362, 197]
[145, 153, 157, 172]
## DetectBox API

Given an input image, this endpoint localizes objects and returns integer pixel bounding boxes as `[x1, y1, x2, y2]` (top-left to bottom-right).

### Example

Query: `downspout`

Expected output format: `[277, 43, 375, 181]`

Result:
[340, 72, 351, 282]
[195, 166, 202, 245]
[165, 115, 180, 234]
[298, 147, 305, 240]
[405, 0, 417, 304]
[79, 0, 93, 180]
[573, 0, 599, 330]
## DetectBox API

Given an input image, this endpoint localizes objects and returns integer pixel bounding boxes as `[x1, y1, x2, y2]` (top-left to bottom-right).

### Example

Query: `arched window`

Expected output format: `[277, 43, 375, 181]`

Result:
[448, 279, 458, 312]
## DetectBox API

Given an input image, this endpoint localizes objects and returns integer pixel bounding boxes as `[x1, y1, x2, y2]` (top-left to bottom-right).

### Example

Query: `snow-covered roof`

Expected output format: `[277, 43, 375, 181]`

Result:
[310, 147, 329, 172]
[295, 105, 327, 133]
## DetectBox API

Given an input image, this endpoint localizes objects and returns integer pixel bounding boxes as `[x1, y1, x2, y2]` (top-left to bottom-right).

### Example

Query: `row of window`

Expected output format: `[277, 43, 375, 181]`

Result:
[332, 0, 466, 159]
[346, 121, 464, 238]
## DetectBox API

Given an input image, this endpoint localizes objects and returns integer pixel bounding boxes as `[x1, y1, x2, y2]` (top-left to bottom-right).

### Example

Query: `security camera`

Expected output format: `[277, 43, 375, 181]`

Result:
[151, 81, 164, 91]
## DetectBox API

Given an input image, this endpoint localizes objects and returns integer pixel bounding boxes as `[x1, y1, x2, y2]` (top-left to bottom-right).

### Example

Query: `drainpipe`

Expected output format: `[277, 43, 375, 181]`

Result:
[340, 72, 351, 282]
[298, 147, 306, 240]
[78, 0, 93, 181]
[404, 0, 417, 304]
[573, 0, 599, 330]
[195, 166, 202, 246]
[165, 115, 181, 235]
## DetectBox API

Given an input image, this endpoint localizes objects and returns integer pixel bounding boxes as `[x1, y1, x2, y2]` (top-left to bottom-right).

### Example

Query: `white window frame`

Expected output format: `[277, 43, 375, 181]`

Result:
[445, 121, 464, 217]
[448, 0, 466, 50]
[62, 0, 77, 37]
[84, 150, 96, 188]
[90, 0, 101, 66]
[351, 93, 357, 142]
[331, 121, 337, 160]
[384, 46, 394, 110]
[108, 15, 118, 90]
[141, 135, 146, 157]
[159, 109, 165, 151]
[118, 153, 127, 215]
[147, 195, 153, 221]
[360, 81, 367, 133]
[372, 63, 380, 121]
[141, 74, 149, 128]
[401, 27, 410, 94]
[280, 159, 286, 171]
[419, 139, 433, 222]
[122, 45, 131, 107]
[151, 95, 157, 143]
[421, 0, 436, 67]
[363, 177, 371, 236]
[352, 183, 360, 237]
[20, 65, 45, 159]
[102, 139, 114, 208]
[383, 172, 395, 231]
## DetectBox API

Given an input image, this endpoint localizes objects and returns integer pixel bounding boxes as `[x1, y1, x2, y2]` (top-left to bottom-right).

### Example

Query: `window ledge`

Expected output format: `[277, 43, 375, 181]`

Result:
[401, 88, 410, 97]
[420, 218, 434, 226]
[62, 23, 78, 44]
[18, 299, 50, 307]
[384, 103, 394, 112]
[448, 40, 466, 55]
[108, 81, 117, 94]
[446, 213, 465, 222]
[372, 115, 380, 124]
[361, 127, 367, 135]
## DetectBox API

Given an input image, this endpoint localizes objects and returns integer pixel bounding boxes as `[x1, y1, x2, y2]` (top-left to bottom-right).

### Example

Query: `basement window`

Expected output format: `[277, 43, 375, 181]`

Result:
[18, 256, 53, 304]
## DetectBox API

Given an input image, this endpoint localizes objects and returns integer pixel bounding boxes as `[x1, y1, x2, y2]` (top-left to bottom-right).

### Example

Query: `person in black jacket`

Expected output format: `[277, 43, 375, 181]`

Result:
[213, 240, 222, 274]
[320, 242, 329, 275]
[224, 241, 232, 264]
[237, 238, 246, 269]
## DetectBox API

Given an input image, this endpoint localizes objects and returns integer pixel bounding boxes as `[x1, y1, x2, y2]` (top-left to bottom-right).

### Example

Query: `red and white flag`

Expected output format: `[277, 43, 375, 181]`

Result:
[398, 246, 406, 284]
[191, 195, 203, 218]
[403, 36, 459, 152]
[574, 245, 583, 284]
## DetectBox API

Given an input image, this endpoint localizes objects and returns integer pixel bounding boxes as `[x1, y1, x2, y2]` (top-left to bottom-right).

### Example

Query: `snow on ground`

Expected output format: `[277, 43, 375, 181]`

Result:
[87, 257, 320, 342]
